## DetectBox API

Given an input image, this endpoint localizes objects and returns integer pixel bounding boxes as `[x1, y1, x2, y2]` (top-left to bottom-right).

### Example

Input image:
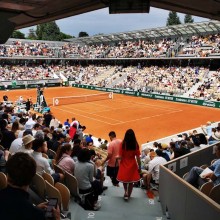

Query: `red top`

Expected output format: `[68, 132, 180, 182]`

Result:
[117, 143, 141, 183]
[69, 126, 76, 139]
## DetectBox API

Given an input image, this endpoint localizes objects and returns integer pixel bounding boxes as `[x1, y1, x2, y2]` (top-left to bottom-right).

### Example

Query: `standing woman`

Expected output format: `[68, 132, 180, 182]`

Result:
[117, 129, 141, 200]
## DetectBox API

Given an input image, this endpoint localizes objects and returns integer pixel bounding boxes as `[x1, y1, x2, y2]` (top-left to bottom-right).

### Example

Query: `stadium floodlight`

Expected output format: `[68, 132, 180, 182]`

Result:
[109, 0, 150, 14]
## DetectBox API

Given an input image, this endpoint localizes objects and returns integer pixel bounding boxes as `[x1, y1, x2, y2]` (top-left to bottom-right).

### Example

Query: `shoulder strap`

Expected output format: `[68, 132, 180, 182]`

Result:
[57, 155, 69, 164]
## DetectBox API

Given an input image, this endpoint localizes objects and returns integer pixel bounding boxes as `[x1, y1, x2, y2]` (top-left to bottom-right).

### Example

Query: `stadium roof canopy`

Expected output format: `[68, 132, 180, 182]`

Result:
[0, 0, 220, 43]
[65, 20, 220, 45]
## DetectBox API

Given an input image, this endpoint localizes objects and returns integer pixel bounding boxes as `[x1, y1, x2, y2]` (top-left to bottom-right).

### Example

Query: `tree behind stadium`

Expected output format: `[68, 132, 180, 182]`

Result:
[11, 30, 26, 39]
[78, 31, 89, 37]
[166, 11, 181, 26]
[36, 21, 61, 41]
[184, 14, 194, 23]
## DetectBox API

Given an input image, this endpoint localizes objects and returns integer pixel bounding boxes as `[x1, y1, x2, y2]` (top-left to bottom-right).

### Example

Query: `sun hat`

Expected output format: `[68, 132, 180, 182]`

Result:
[22, 134, 35, 146]
[161, 143, 168, 149]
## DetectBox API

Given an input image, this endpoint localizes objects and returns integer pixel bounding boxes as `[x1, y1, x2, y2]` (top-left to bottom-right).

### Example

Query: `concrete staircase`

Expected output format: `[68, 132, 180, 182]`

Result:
[69, 176, 163, 220]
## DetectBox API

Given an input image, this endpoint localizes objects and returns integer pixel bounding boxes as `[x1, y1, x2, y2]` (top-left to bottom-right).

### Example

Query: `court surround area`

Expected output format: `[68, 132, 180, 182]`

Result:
[1, 86, 220, 145]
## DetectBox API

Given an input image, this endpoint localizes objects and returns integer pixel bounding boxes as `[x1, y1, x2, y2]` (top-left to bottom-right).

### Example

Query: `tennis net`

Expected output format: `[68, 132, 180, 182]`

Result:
[53, 92, 113, 106]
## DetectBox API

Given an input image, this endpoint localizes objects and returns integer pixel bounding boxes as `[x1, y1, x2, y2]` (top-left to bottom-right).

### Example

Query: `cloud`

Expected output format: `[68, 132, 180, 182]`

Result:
[20, 7, 208, 37]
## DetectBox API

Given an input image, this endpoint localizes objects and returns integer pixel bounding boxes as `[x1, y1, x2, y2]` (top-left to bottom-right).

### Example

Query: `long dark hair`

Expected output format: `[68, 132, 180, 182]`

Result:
[55, 143, 72, 163]
[122, 129, 139, 150]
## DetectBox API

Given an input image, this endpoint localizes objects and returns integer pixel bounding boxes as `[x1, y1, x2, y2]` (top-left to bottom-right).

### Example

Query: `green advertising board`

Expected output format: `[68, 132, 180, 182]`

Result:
[27, 84, 43, 89]
[45, 83, 61, 87]
[71, 83, 220, 109]
[8, 84, 26, 90]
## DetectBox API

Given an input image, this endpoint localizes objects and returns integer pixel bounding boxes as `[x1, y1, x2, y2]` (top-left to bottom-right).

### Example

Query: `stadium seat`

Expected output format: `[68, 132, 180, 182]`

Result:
[55, 182, 70, 211]
[42, 172, 54, 186]
[209, 184, 220, 204]
[200, 181, 214, 196]
[31, 173, 46, 199]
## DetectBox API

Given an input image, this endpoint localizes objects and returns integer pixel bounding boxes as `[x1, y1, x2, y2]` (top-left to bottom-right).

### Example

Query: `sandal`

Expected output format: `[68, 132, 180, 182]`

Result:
[124, 193, 129, 201]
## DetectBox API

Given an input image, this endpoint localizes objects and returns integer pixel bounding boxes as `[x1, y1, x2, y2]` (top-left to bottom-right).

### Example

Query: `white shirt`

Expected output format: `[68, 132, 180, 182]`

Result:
[24, 118, 36, 130]
[32, 151, 55, 175]
[18, 145, 33, 156]
[148, 156, 167, 182]
[9, 138, 23, 155]
[70, 120, 79, 129]
[49, 119, 59, 128]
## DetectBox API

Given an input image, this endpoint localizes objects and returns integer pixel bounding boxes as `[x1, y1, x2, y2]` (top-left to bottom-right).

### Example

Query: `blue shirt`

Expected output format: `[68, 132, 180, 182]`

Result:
[209, 159, 220, 186]
[64, 121, 70, 127]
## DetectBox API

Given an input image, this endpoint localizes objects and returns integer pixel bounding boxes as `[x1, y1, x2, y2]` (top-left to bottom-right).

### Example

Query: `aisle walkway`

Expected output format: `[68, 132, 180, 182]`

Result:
[69, 178, 164, 220]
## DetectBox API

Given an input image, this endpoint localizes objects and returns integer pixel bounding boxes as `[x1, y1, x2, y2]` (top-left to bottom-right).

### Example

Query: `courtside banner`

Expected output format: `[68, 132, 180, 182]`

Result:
[71, 83, 220, 109]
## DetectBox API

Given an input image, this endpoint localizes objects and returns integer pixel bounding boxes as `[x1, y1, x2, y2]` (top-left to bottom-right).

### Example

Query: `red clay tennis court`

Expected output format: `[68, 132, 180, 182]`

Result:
[1, 87, 220, 145]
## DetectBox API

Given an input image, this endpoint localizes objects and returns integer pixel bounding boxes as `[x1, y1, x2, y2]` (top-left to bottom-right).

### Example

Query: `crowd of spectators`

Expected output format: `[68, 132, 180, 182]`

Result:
[1, 34, 219, 59]
[111, 66, 206, 95]
[140, 121, 220, 189]
[179, 34, 220, 57]
[106, 39, 178, 58]
[189, 68, 220, 101]
[0, 62, 217, 99]
[0, 40, 57, 57]
[0, 101, 108, 210]
[0, 64, 57, 81]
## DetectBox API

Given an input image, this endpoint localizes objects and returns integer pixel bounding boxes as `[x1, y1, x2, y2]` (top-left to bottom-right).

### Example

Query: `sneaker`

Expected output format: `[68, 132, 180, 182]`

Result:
[93, 202, 101, 211]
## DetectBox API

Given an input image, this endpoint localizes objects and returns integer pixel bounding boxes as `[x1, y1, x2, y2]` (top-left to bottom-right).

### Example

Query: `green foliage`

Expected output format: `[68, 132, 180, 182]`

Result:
[78, 31, 89, 38]
[27, 28, 37, 40]
[36, 23, 47, 40]
[36, 21, 61, 41]
[184, 14, 194, 23]
[60, 32, 74, 40]
[166, 11, 181, 26]
[11, 30, 25, 39]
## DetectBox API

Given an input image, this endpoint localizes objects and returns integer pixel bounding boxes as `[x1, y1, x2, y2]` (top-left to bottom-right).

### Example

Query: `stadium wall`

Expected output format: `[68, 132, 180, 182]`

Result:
[0, 79, 62, 90]
[160, 144, 220, 220]
[71, 83, 220, 109]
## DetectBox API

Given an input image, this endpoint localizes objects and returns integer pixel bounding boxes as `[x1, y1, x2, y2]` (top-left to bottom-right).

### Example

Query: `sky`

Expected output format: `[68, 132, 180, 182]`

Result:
[19, 7, 208, 37]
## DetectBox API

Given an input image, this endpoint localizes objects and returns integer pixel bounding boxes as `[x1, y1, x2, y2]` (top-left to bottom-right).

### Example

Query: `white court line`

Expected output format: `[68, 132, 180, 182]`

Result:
[65, 97, 180, 113]
[61, 105, 124, 123]
[116, 98, 180, 111]
[113, 109, 183, 125]
[53, 106, 183, 126]
[53, 106, 117, 125]
[63, 102, 150, 114]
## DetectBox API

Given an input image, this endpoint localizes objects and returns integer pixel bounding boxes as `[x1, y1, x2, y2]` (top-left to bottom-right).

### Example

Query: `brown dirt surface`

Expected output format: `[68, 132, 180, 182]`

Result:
[1, 87, 219, 145]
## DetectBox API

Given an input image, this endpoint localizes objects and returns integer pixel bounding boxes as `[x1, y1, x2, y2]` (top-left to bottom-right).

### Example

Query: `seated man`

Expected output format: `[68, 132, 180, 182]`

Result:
[141, 147, 151, 174]
[32, 138, 64, 182]
[185, 143, 220, 188]
[142, 151, 167, 190]
[0, 152, 60, 220]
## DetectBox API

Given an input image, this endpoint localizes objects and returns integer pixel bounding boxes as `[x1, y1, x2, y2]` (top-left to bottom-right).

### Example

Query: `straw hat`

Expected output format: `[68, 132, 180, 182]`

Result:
[22, 134, 35, 146]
